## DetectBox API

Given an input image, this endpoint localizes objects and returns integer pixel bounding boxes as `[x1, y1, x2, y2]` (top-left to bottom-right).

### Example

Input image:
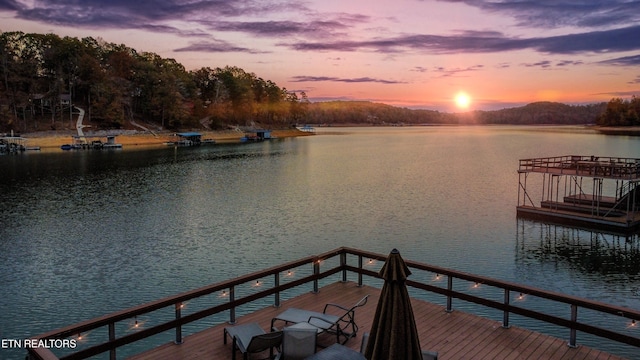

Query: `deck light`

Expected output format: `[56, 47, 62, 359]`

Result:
[473, 282, 479, 288]
[74, 331, 90, 342]
[435, 273, 441, 281]
[632, 320, 637, 327]
[128, 316, 145, 331]
[518, 293, 525, 300]
[287, 270, 293, 276]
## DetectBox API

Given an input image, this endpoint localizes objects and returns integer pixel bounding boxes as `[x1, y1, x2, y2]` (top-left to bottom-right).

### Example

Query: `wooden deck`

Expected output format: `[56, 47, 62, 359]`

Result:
[129, 281, 625, 360]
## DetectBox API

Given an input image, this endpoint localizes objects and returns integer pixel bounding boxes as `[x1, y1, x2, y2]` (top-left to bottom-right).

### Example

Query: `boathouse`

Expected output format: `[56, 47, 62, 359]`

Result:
[1, 132, 26, 153]
[166, 132, 215, 146]
[67, 135, 122, 149]
[241, 129, 272, 142]
[517, 155, 640, 233]
[176, 132, 202, 144]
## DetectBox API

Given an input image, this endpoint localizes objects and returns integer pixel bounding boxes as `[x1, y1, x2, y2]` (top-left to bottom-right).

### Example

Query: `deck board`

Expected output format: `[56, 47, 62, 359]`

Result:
[128, 281, 627, 360]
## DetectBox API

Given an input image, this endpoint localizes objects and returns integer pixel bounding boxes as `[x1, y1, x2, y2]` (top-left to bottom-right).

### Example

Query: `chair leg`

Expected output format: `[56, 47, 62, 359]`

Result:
[232, 337, 237, 360]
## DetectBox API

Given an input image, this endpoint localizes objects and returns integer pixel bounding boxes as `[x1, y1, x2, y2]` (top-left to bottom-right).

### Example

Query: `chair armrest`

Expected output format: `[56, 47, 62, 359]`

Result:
[323, 303, 350, 313]
[307, 315, 336, 329]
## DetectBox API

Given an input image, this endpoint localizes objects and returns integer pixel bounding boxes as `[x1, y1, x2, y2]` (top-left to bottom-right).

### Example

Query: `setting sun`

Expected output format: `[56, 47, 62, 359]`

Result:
[455, 92, 471, 109]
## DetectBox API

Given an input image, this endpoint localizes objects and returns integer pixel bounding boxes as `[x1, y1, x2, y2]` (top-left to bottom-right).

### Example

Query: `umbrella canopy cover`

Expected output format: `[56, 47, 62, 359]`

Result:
[364, 249, 423, 360]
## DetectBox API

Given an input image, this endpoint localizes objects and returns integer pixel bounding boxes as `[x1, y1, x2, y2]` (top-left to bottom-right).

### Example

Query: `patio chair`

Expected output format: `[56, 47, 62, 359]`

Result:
[277, 324, 318, 360]
[224, 322, 283, 360]
[271, 294, 369, 345]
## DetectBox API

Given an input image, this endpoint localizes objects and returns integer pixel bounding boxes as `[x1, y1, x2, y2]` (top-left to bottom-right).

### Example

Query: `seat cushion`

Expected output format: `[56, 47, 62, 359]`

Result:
[224, 322, 265, 352]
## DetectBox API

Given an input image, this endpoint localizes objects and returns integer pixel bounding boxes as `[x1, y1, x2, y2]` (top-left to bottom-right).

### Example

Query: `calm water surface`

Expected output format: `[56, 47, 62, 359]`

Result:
[1, 126, 639, 359]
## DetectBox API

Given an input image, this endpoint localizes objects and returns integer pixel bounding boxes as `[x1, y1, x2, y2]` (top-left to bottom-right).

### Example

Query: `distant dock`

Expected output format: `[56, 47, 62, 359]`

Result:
[164, 132, 215, 146]
[517, 155, 640, 233]
[61, 135, 122, 150]
[1, 132, 40, 153]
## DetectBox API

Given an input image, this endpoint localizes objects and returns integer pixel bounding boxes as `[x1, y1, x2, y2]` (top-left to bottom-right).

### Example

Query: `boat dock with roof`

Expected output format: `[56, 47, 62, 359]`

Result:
[1, 131, 40, 153]
[517, 155, 640, 233]
[241, 129, 273, 142]
[165, 132, 216, 146]
[61, 135, 122, 150]
[26, 247, 639, 360]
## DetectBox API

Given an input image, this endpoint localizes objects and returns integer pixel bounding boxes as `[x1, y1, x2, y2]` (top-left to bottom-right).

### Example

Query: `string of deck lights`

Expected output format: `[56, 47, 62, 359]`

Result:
[217, 270, 297, 298]
[69, 272, 637, 349]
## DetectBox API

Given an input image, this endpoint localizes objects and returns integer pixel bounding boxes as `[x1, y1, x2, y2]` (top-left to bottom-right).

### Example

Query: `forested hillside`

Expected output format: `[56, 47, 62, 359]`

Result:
[304, 101, 451, 125]
[466, 102, 606, 125]
[0, 31, 620, 133]
[596, 96, 640, 126]
[0, 31, 306, 132]
[303, 101, 605, 126]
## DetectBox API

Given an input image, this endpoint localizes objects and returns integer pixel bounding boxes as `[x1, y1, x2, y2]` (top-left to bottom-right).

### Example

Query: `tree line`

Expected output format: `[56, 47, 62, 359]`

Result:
[0, 31, 308, 132]
[304, 101, 607, 126]
[1, 31, 630, 133]
[596, 96, 640, 126]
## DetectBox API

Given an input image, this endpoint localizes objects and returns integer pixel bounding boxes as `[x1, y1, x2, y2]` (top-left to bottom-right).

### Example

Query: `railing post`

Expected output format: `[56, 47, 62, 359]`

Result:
[229, 286, 236, 324]
[274, 272, 281, 307]
[340, 252, 347, 282]
[313, 260, 320, 293]
[446, 275, 453, 313]
[108, 322, 116, 360]
[502, 289, 510, 328]
[358, 255, 363, 287]
[175, 302, 183, 344]
[568, 304, 578, 348]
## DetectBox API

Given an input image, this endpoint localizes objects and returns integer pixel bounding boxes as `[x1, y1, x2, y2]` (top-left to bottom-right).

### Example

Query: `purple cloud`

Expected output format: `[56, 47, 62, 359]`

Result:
[290, 76, 405, 84]
[598, 54, 640, 66]
[431, 64, 484, 77]
[439, 0, 640, 29]
[286, 25, 640, 55]
[174, 40, 265, 54]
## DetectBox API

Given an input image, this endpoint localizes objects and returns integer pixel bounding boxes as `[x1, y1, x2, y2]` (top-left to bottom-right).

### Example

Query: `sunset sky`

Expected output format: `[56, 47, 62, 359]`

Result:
[1, 0, 639, 111]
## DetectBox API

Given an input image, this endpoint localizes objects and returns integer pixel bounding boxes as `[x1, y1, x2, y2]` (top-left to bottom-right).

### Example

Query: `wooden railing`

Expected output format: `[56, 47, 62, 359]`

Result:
[28, 247, 640, 360]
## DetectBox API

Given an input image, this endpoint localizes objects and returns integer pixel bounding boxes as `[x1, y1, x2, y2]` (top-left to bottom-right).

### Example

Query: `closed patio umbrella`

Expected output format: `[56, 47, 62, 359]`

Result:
[364, 248, 423, 360]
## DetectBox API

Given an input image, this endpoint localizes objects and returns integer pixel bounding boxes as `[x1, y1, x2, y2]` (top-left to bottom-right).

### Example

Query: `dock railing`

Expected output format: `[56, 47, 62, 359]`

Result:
[519, 155, 640, 179]
[27, 247, 640, 360]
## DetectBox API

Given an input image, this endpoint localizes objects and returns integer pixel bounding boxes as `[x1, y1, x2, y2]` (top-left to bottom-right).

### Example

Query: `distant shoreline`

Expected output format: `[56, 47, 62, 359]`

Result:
[19, 128, 314, 149]
[13, 124, 640, 149]
[594, 126, 640, 136]
[320, 123, 640, 136]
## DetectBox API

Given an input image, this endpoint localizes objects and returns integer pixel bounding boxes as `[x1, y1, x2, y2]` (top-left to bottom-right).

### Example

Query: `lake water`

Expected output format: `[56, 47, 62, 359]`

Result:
[1, 126, 639, 359]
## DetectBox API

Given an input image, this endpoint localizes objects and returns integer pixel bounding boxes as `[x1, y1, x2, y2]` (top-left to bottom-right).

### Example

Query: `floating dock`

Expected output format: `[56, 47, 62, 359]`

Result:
[517, 155, 640, 233]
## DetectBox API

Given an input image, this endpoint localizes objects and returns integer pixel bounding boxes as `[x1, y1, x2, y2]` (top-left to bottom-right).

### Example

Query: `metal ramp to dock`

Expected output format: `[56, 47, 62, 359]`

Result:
[517, 155, 640, 233]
